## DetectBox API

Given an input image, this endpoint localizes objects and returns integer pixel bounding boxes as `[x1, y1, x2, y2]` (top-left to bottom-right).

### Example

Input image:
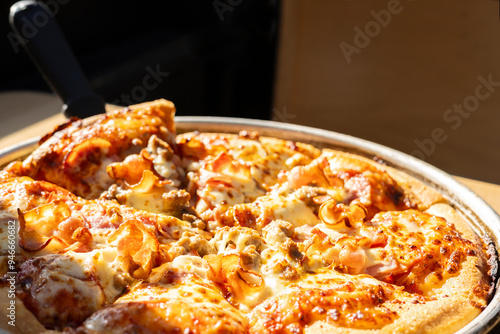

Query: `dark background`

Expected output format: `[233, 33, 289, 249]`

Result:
[0, 0, 280, 119]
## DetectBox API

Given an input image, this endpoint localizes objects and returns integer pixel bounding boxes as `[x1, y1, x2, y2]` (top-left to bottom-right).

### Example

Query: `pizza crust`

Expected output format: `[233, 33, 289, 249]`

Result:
[320, 149, 446, 210]
[425, 203, 479, 243]
[385, 166, 446, 210]
[306, 295, 481, 334]
[306, 203, 490, 334]
[424, 203, 492, 304]
[0, 287, 54, 334]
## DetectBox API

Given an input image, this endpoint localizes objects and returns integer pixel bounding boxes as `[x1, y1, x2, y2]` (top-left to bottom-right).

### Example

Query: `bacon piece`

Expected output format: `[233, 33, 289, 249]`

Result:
[287, 158, 330, 189]
[107, 153, 154, 186]
[18, 201, 73, 252]
[206, 253, 264, 306]
[339, 245, 366, 274]
[319, 199, 367, 229]
[109, 220, 163, 279]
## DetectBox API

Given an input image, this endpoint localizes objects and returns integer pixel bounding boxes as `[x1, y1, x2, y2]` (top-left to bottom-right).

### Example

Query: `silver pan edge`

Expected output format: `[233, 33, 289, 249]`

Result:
[1, 116, 499, 334]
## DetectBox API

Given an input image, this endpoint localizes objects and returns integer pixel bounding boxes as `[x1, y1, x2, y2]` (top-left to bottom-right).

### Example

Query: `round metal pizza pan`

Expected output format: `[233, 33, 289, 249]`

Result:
[1, 116, 499, 334]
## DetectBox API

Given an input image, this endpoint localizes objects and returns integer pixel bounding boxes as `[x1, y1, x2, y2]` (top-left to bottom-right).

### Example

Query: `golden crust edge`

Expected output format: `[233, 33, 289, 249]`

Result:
[385, 166, 447, 210]
[321, 149, 446, 210]
[0, 287, 56, 334]
[305, 203, 488, 334]
[305, 297, 481, 334]
[22, 99, 176, 180]
[126, 98, 176, 134]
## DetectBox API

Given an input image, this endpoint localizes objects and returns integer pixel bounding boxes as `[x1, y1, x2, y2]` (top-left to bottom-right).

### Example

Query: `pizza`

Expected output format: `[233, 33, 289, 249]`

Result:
[0, 99, 495, 334]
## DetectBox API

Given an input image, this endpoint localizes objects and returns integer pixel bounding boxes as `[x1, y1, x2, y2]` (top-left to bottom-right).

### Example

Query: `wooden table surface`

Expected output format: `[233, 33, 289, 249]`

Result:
[1, 112, 499, 216]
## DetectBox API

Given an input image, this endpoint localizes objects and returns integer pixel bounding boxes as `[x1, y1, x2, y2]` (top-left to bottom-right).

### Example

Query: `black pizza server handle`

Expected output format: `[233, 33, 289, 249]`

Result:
[9, 0, 106, 118]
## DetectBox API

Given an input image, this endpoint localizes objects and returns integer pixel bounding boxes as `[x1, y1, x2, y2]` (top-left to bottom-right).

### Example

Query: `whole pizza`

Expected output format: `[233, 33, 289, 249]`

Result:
[0, 100, 495, 333]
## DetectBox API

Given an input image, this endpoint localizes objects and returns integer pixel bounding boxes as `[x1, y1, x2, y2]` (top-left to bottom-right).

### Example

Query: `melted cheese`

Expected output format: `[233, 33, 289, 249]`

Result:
[35, 250, 127, 305]
[35, 255, 104, 311]
[82, 272, 248, 334]
[116, 188, 165, 213]
[197, 165, 263, 208]
[255, 190, 321, 227]
[170, 255, 209, 279]
[85, 157, 117, 195]
[153, 154, 177, 179]
[229, 138, 268, 161]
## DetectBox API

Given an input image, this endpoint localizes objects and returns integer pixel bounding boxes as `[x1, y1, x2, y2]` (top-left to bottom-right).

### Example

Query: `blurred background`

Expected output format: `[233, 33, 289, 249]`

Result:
[0, 0, 499, 183]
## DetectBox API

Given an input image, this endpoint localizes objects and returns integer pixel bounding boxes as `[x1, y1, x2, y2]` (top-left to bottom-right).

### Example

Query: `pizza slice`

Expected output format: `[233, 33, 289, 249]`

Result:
[176, 131, 321, 224]
[197, 147, 445, 233]
[21, 100, 177, 199]
[199, 150, 492, 302]
[283, 149, 443, 216]
[0, 170, 211, 331]
[202, 210, 491, 333]
[100, 133, 189, 217]
[73, 256, 248, 334]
